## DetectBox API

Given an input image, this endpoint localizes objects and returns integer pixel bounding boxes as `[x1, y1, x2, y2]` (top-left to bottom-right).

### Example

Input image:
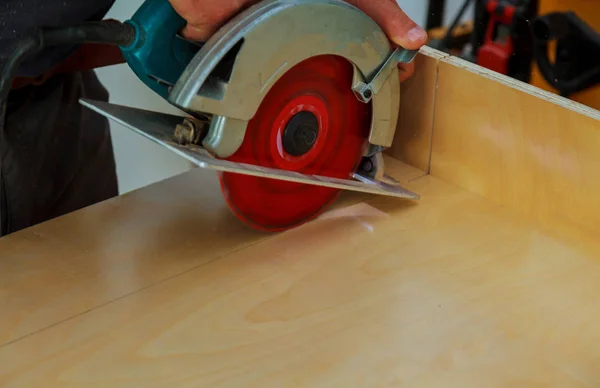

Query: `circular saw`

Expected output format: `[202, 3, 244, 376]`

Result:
[79, 0, 421, 232]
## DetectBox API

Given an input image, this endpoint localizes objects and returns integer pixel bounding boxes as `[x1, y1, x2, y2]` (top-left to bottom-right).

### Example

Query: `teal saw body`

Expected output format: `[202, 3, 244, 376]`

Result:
[120, 0, 202, 99]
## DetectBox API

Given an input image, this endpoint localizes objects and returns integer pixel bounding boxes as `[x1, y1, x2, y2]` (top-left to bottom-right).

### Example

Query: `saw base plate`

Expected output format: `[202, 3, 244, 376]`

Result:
[79, 99, 420, 200]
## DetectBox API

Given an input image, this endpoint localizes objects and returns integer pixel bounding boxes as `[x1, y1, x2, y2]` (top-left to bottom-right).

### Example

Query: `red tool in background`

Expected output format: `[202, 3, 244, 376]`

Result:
[428, 0, 538, 82]
[475, 0, 539, 82]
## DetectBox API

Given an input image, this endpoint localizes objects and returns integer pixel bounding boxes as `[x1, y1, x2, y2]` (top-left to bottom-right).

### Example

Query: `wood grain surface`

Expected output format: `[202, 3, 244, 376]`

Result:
[0, 162, 423, 349]
[3, 46, 600, 387]
[0, 168, 269, 346]
[430, 55, 600, 236]
[3, 156, 600, 387]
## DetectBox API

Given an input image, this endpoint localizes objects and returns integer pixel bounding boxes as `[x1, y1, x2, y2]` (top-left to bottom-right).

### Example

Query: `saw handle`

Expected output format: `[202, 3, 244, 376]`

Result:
[120, 0, 202, 98]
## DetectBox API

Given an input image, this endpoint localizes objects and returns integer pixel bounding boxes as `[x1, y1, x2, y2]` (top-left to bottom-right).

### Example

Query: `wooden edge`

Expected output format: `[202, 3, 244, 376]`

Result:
[418, 45, 452, 60]
[386, 46, 450, 172]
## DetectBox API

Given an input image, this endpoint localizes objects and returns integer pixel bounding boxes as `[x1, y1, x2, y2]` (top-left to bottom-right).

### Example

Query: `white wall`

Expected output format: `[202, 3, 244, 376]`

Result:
[396, 0, 474, 29]
[97, 0, 470, 194]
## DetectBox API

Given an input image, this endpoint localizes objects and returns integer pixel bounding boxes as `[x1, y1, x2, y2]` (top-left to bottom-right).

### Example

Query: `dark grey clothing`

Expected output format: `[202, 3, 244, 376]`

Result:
[1, 1, 119, 236]
[3, 71, 118, 234]
[0, 0, 116, 77]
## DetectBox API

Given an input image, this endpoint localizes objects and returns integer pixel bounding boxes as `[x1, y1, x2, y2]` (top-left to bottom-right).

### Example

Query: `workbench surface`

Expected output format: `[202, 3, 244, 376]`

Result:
[2, 157, 599, 387]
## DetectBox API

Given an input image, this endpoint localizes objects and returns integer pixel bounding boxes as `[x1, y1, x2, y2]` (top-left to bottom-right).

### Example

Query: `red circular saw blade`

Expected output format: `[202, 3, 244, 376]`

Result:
[219, 54, 372, 232]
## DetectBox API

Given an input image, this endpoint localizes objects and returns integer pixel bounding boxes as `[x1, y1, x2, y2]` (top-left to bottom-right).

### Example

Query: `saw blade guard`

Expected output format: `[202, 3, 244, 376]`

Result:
[168, 0, 406, 159]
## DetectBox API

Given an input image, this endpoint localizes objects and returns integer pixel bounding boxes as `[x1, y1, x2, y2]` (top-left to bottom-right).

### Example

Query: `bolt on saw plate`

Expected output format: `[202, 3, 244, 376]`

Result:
[80, 0, 421, 232]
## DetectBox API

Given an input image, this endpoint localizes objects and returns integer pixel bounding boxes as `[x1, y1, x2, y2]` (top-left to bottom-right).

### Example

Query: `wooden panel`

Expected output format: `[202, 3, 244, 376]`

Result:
[430, 55, 600, 234]
[0, 160, 425, 348]
[3, 46, 600, 387]
[3, 157, 600, 386]
[388, 46, 448, 172]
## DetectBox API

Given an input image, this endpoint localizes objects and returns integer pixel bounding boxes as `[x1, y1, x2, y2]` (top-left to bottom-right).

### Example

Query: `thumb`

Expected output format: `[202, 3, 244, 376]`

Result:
[345, 0, 428, 50]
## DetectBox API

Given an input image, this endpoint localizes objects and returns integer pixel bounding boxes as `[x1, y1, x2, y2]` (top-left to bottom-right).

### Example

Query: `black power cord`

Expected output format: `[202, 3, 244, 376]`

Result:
[532, 11, 600, 97]
[0, 20, 136, 235]
[0, 20, 136, 135]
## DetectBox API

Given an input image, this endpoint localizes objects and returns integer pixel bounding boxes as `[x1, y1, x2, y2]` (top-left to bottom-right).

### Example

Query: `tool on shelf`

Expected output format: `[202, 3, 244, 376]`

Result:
[532, 11, 600, 97]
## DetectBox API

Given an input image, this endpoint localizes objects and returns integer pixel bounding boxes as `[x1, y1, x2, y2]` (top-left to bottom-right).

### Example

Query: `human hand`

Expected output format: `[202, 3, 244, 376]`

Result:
[168, 0, 428, 82]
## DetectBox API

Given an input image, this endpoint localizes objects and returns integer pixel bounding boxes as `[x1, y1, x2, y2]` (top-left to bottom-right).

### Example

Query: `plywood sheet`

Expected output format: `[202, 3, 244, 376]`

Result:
[2, 46, 600, 387]
[430, 55, 600, 235]
[0, 161, 425, 348]
[2, 158, 600, 386]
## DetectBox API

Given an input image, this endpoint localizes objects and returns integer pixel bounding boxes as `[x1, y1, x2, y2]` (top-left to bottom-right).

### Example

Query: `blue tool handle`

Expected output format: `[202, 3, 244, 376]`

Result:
[120, 0, 202, 98]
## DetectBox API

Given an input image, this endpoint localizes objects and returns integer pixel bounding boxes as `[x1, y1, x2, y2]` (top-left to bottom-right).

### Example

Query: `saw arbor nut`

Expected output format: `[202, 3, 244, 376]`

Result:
[281, 111, 320, 157]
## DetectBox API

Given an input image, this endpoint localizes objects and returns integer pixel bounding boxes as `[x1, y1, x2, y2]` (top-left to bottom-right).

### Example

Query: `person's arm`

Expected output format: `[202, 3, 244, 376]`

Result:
[168, 0, 428, 82]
